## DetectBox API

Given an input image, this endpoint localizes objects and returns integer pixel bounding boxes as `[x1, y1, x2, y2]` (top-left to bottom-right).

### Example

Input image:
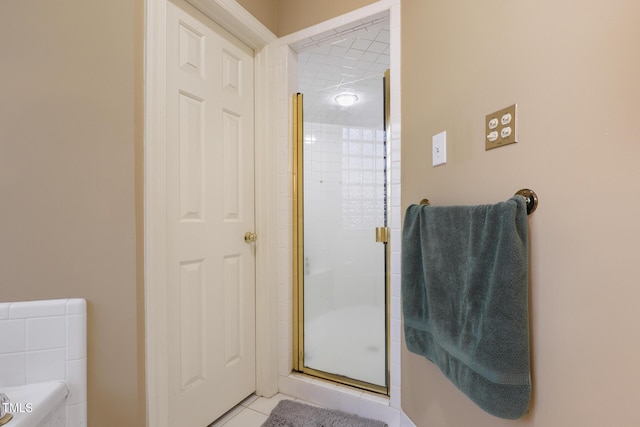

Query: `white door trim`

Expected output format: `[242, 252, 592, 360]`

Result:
[144, 1, 278, 426]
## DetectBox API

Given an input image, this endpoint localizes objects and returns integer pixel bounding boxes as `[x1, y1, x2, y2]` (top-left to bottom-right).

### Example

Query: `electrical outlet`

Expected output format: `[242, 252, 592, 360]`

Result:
[432, 131, 446, 166]
[486, 104, 518, 150]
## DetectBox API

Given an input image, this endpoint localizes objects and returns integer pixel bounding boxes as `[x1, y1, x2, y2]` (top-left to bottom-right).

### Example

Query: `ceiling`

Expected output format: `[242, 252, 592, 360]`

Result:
[293, 11, 390, 128]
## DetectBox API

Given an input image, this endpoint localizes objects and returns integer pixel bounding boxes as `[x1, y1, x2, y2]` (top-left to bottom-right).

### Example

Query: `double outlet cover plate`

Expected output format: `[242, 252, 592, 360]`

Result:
[485, 103, 518, 150]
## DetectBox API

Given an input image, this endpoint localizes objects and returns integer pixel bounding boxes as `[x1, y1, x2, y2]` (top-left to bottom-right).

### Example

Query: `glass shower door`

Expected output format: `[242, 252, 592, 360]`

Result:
[294, 84, 388, 390]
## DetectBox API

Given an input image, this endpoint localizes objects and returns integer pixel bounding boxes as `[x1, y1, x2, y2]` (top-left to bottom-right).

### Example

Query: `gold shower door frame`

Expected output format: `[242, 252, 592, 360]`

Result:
[292, 71, 391, 395]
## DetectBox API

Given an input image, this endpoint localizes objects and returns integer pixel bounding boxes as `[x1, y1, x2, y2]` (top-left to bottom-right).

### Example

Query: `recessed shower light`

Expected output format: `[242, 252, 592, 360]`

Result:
[334, 93, 358, 107]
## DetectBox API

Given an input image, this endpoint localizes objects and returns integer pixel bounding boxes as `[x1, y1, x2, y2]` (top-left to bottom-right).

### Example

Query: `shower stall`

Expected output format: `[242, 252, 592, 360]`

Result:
[292, 15, 391, 393]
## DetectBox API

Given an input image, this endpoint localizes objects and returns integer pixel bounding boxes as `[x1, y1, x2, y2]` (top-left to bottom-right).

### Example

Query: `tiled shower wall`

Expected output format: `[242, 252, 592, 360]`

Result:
[0, 298, 87, 427]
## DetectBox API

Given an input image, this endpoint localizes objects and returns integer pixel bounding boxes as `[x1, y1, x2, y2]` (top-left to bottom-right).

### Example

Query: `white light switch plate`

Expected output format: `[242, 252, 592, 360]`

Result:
[432, 131, 446, 166]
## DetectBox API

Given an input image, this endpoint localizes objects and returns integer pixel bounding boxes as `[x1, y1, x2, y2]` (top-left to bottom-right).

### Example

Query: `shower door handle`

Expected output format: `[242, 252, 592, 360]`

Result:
[375, 227, 389, 243]
[244, 231, 257, 243]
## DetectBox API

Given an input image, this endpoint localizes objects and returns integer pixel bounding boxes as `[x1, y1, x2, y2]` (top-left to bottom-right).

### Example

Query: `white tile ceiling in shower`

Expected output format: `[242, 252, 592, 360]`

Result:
[294, 12, 390, 128]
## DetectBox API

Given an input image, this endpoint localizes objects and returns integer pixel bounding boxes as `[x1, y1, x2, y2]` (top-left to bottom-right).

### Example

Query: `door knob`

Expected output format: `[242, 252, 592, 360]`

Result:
[244, 231, 257, 243]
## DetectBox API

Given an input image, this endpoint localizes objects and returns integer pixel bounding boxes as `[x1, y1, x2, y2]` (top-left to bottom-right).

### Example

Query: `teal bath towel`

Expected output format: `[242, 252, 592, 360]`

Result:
[402, 196, 530, 419]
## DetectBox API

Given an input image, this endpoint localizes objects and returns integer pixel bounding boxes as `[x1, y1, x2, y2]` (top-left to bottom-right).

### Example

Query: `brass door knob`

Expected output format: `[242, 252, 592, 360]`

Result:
[244, 232, 257, 243]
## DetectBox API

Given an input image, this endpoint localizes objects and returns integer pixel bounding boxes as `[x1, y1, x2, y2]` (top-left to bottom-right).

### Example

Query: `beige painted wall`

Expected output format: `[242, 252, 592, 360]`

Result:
[244, 0, 376, 36]
[0, 1, 145, 426]
[236, 0, 278, 35]
[5, 0, 639, 426]
[276, 0, 376, 35]
[401, 0, 640, 426]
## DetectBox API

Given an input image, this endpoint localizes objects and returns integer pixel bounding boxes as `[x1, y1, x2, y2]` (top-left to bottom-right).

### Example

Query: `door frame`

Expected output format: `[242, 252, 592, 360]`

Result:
[275, 0, 402, 409]
[144, 1, 278, 426]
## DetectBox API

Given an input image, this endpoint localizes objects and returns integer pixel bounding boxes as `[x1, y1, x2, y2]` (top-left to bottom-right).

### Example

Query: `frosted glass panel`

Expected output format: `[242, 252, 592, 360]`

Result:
[302, 120, 387, 387]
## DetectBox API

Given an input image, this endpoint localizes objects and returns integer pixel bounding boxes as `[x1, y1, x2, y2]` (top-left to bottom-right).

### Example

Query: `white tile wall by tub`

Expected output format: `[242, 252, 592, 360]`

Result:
[0, 319, 26, 353]
[0, 298, 87, 427]
[27, 349, 67, 383]
[27, 316, 66, 351]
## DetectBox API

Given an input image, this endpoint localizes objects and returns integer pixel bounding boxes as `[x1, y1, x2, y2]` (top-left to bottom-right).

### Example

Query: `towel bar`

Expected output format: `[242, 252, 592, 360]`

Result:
[418, 189, 538, 215]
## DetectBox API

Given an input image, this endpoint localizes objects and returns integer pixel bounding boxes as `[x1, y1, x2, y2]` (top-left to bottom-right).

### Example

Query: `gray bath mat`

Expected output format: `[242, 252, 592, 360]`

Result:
[261, 399, 387, 427]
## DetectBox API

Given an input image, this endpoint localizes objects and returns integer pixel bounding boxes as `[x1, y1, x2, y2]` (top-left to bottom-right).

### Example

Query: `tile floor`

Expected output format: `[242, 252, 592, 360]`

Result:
[208, 393, 312, 427]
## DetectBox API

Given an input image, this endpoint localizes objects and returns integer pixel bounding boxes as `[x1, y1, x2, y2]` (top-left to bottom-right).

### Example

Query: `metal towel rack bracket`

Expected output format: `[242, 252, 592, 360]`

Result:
[419, 189, 539, 215]
[515, 188, 538, 215]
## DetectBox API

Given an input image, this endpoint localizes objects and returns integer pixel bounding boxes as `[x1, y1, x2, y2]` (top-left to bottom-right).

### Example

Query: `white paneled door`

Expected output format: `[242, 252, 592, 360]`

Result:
[166, 0, 256, 425]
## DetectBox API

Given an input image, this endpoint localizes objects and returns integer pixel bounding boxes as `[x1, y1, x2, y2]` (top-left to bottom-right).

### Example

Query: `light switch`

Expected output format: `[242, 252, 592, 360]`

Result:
[432, 131, 446, 166]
